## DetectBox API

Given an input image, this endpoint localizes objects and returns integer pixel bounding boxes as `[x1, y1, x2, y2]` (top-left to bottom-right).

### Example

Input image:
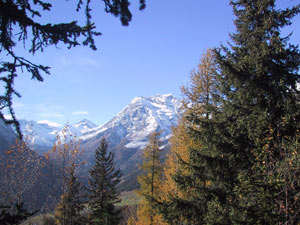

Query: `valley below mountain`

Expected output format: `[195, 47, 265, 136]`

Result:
[3, 94, 182, 191]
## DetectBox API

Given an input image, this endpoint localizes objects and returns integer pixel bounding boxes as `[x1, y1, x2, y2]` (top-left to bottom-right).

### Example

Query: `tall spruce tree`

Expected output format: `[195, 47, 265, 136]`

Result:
[159, 4, 300, 222]
[213, 0, 300, 224]
[88, 138, 122, 225]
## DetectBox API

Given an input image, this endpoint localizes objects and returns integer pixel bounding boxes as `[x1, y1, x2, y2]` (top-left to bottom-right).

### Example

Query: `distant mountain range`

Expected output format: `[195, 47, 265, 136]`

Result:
[19, 119, 98, 153]
[2, 94, 183, 191]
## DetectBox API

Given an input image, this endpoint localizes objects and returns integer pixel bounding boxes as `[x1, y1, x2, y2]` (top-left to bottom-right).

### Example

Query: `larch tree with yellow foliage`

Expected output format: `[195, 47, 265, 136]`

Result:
[155, 116, 202, 224]
[161, 119, 191, 198]
[0, 139, 44, 208]
[130, 132, 166, 225]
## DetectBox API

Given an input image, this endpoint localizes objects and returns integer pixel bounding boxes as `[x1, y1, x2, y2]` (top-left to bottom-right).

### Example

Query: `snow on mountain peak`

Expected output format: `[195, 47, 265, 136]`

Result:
[79, 94, 182, 146]
[149, 93, 174, 102]
[72, 119, 97, 134]
[19, 120, 59, 151]
[19, 119, 98, 153]
[130, 94, 175, 105]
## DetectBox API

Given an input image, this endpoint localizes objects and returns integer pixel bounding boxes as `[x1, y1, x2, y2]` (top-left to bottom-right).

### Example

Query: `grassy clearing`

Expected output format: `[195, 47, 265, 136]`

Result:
[117, 190, 141, 206]
[21, 213, 52, 225]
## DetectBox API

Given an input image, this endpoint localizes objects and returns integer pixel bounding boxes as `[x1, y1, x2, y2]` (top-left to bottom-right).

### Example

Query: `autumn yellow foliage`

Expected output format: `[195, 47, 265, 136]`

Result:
[129, 132, 167, 225]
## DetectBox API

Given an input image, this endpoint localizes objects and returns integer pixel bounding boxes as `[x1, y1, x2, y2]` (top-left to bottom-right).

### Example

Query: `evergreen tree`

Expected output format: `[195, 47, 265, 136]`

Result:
[160, 2, 300, 224]
[213, 0, 300, 223]
[131, 132, 166, 225]
[88, 138, 122, 225]
[54, 163, 86, 225]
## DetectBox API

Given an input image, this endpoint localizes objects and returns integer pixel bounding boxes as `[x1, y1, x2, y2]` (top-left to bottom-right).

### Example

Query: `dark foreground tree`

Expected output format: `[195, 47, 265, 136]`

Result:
[157, 1, 300, 224]
[54, 163, 86, 225]
[88, 138, 122, 225]
[214, 0, 300, 223]
[0, 202, 35, 225]
[0, 0, 146, 138]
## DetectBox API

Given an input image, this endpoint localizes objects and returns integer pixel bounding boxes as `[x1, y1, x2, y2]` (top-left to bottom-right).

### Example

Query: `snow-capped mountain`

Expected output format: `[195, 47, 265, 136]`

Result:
[73, 119, 97, 134]
[80, 94, 181, 144]
[19, 94, 181, 152]
[19, 120, 60, 152]
[19, 119, 97, 153]
[55, 119, 98, 141]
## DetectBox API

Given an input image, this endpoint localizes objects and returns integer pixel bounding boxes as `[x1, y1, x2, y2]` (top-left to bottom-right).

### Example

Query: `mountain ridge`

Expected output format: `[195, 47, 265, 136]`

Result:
[12, 94, 182, 190]
[18, 94, 181, 150]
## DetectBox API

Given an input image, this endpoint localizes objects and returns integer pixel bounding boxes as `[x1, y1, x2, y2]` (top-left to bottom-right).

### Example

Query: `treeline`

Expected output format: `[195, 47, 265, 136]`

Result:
[130, 0, 300, 224]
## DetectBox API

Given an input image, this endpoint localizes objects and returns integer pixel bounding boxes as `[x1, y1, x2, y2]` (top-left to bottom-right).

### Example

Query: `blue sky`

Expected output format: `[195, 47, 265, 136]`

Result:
[10, 0, 300, 126]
